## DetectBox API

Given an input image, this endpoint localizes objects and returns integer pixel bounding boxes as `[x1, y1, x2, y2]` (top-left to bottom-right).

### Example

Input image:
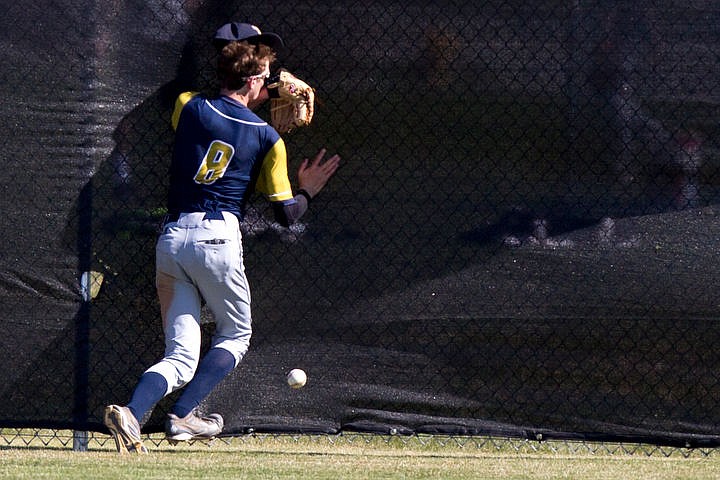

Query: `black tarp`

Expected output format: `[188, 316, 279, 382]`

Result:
[2, 0, 720, 447]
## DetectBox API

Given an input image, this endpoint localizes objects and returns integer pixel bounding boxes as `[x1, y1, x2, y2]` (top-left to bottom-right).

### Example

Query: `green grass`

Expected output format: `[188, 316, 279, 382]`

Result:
[2, 433, 720, 479]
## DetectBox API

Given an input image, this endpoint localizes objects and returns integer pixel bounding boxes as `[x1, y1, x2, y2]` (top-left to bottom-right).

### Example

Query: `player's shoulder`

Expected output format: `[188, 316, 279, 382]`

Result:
[206, 96, 266, 123]
[172, 91, 203, 129]
[175, 91, 204, 111]
[178, 91, 201, 102]
[212, 97, 281, 140]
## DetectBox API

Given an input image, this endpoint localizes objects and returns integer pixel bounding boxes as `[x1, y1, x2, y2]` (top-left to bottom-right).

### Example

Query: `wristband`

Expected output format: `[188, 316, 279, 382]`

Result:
[297, 189, 313, 204]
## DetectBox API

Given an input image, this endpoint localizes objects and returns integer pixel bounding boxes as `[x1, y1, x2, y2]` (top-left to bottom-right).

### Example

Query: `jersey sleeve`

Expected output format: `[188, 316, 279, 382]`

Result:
[171, 92, 199, 131]
[255, 138, 294, 202]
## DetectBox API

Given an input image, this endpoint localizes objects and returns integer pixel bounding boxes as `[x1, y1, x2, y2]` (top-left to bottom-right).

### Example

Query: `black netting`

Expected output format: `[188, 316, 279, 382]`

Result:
[2, 0, 720, 448]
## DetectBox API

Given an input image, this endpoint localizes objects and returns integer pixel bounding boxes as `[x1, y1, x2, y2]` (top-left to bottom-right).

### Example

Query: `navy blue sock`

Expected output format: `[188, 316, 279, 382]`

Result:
[172, 348, 236, 418]
[126, 372, 168, 423]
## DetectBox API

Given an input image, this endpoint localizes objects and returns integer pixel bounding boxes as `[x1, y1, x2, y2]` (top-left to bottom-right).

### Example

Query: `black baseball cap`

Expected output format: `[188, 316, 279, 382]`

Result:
[213, 22, 284, 51]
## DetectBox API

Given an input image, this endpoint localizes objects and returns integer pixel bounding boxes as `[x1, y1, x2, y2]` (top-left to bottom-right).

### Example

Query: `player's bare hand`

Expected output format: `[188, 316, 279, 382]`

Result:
[297, 148, 340, 198]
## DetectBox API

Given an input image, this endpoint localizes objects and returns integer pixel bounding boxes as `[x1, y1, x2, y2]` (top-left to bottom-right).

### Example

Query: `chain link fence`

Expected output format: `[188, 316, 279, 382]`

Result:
[2, 0, 720, 453]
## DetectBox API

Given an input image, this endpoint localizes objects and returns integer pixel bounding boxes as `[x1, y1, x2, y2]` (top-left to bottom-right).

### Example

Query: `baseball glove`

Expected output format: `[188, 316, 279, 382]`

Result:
[266, 69, 315, 133]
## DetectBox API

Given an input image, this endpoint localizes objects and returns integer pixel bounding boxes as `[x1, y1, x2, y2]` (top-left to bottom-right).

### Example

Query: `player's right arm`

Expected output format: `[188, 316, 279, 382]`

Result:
[295, 148, 341, 199]
[256, 141, 340, 227]
[273, 150, 341, 227]
[254, 138, 303, 227]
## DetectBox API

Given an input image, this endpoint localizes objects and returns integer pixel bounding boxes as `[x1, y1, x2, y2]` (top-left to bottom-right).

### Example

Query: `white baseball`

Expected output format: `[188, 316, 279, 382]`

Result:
[287, 368, 307, 389]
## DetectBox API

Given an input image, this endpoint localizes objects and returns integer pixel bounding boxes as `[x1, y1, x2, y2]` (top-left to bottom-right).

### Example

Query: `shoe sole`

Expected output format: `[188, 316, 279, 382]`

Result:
[167, 432, 194, 442]
[104, 405, 147, 454]
[166, 431, 219, 444]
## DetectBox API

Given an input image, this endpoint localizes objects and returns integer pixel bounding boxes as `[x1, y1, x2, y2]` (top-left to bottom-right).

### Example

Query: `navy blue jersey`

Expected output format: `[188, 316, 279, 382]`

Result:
[167, 92, 294, 220]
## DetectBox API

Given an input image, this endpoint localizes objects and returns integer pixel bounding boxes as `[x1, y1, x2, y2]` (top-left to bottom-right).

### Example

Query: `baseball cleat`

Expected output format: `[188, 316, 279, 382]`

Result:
[104, 405, 148, 454]
[165, 410, 224, 443]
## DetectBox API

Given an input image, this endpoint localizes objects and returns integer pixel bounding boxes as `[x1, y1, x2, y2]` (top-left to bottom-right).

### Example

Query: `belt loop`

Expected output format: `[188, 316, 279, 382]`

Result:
[203, 211, 225, 221]
[157, 214, 169, 234]
[158, 212, 179, 233]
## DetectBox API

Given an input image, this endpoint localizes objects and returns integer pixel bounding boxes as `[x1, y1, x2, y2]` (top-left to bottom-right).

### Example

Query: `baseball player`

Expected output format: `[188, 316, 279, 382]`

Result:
[103, 22, 340, 454]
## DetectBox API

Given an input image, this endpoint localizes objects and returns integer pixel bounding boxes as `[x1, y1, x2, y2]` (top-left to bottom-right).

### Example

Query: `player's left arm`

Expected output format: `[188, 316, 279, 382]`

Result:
[247, 86, 270, 111]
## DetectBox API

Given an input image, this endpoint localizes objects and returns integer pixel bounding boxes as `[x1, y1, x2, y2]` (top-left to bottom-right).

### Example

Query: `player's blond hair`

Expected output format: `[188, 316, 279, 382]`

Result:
[218, 42, 276, 90]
